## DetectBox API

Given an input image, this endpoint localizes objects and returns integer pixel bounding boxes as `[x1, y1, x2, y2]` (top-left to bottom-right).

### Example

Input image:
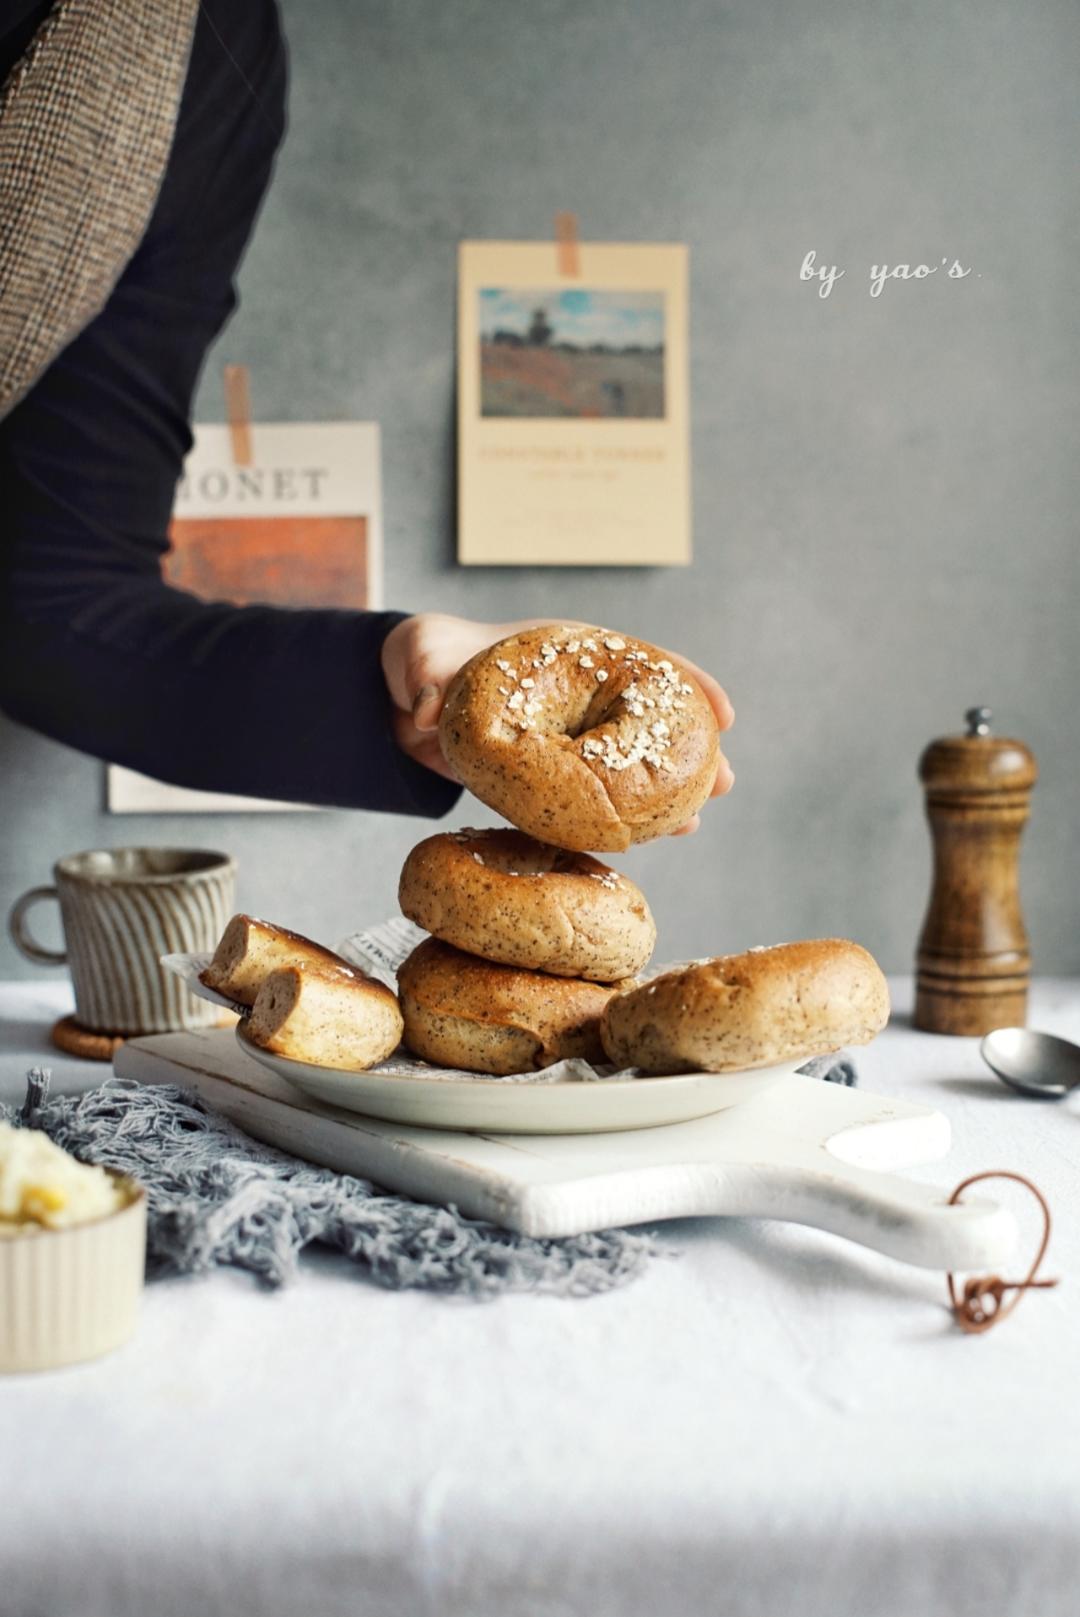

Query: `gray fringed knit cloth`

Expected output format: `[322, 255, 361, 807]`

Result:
[3, 1055, 856, 1299]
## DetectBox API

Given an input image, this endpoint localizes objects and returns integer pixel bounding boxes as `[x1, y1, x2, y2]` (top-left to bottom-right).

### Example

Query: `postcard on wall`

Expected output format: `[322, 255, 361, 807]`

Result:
[457, 240, 689, 566]
[108, 421, 382, 814]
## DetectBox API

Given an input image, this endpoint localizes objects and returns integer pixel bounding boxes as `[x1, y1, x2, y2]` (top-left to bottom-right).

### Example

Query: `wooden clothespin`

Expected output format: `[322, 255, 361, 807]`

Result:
[555, 211, 580, 278]
[223, 363, 253, 467]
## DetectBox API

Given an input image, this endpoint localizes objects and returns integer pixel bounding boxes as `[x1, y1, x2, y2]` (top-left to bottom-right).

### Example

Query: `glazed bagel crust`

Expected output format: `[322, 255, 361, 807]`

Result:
[438, 626, 720, 852]
[399, 828, 656, 981]
[397, 938, 623, 1075]
[246, 965, 404, 1072]
[600, 939, 890, 1075]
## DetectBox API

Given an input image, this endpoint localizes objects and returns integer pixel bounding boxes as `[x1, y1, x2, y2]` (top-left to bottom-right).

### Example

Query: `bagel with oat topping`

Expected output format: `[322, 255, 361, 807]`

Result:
[438, 626, 720, 852]
[397, 938, 625, 1076]
[398, 828, 656, 981]
[600, 939, 890, 1074]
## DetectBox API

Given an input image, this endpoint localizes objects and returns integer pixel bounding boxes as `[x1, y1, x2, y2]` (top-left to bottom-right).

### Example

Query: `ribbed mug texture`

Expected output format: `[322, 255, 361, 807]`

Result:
[54, 850, 235, 1033]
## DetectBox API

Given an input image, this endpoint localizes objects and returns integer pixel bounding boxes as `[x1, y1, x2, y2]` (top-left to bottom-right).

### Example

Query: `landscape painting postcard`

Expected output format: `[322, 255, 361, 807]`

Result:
[458, 241, 689, 566]
[108, 422, 382, 814]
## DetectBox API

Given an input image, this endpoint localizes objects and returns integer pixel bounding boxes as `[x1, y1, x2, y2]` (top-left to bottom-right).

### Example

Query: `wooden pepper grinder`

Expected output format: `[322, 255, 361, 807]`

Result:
[914, 707, 1038, 1035]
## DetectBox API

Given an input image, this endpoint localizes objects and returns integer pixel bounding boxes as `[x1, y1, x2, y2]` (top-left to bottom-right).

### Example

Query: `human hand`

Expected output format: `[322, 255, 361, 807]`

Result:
[381, 613, 556, 782]
[657, 643, 735, 835]
[380, 613, 734, 830]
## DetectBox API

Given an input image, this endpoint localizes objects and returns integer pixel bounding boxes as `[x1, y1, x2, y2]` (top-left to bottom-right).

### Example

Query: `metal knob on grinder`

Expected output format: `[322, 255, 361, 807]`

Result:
[914, 707, 1037, 1036]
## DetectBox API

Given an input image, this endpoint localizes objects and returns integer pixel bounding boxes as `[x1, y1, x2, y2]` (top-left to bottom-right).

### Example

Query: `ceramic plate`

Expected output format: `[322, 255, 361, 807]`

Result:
[234, 1024, 807, 1135]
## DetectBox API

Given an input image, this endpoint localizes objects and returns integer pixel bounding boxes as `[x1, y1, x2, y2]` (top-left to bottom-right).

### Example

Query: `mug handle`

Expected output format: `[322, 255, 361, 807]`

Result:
[8, 887, 68, 965]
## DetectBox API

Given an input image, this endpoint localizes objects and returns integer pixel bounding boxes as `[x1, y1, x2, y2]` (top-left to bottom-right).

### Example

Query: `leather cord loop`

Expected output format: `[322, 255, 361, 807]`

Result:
[946, 1171, 1059, 1333]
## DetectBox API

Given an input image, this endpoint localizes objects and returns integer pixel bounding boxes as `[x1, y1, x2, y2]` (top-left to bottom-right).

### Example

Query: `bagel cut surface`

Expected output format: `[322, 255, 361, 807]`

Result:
[201, 913, 367, 1007]
[600, 939, 890, 1075]
[399, 828, 655, 981]
[397, 938, 624, 1076]
[438, 626, 720, 852]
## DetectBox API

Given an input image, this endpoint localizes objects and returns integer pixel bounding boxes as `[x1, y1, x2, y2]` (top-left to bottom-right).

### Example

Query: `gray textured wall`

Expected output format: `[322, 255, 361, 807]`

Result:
[2, 0, 1077, 983]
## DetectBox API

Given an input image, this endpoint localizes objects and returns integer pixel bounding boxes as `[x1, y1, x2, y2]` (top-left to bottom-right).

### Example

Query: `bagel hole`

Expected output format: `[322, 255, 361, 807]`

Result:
[572, 682, 627, 738]
[545, 671, 628, 742]
[465, 834, 562, 877]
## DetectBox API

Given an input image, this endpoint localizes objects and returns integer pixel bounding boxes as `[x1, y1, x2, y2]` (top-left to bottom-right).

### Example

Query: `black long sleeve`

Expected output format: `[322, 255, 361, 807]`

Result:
[0, 0, 460, 818]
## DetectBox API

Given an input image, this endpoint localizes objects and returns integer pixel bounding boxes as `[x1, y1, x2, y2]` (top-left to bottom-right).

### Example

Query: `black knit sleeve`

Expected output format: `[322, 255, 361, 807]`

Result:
[0, 0, 460, 819]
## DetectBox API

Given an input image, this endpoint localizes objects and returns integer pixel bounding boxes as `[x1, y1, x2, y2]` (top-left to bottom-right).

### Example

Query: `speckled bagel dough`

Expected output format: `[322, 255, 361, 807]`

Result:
[600, 939, 891, 1074]
[246, 964, 404, 1072]
[438, 626, 720, 852]
[399, 828, 656, 981]
[397, 937, 628, 1076]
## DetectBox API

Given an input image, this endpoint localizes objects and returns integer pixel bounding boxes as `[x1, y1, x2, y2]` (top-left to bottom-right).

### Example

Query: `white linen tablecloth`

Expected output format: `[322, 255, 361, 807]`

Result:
[1, 977, 1078, 1617]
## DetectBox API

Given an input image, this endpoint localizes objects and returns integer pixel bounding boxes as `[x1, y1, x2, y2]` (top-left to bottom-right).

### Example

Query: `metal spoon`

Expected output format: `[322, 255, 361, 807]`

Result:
[981, 1027, 1080, 1099]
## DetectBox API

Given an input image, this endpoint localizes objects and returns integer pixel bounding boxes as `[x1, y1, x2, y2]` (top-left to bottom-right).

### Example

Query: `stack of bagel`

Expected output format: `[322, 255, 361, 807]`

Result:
[393, 619, 718, 1076]
[394, 624, 890, 1076]
[397, 829, 656, 1075]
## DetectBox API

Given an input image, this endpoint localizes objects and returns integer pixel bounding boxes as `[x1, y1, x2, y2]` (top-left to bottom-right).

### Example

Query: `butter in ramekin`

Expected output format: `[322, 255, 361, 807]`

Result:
[0, 1121, 127, 1236]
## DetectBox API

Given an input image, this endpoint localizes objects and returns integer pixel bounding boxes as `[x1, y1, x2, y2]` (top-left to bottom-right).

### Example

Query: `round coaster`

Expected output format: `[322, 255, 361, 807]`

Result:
[51, 1015, 125, 1062]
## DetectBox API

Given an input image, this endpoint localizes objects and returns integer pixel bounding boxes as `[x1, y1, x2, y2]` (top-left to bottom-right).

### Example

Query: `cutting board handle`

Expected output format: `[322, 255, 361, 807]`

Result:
[733, 1158, 1016, 1272]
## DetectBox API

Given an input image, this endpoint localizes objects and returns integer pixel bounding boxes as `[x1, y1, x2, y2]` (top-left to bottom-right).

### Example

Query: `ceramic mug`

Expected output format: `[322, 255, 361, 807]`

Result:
[8, 848, 236, 1034]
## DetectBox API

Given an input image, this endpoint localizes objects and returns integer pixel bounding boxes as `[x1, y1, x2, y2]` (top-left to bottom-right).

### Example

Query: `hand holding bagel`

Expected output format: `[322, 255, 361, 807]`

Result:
[381, 613, 734, 835]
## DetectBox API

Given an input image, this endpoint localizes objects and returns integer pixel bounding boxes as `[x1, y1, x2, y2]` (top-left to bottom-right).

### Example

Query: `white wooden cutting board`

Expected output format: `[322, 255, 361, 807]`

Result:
[114, 1029, 1016, 1272]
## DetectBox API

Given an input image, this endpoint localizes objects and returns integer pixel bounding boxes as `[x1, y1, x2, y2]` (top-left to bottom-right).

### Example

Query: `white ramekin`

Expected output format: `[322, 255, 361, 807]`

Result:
[0, 1174, 147, 1374]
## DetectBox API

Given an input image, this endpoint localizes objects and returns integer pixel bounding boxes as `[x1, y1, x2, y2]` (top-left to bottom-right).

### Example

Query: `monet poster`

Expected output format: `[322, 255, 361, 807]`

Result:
[459, 242, 689, 566]
[108, 422, 382, 813]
